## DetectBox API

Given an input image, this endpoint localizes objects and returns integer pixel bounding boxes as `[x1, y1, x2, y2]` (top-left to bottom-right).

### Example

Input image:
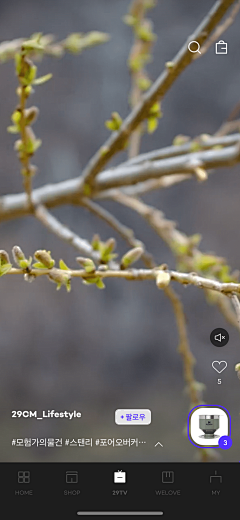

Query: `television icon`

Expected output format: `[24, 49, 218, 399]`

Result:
[114, 470, 126, 484]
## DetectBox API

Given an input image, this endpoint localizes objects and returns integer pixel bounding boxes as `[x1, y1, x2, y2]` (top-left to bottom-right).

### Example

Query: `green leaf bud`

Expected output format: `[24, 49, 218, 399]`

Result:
[25, 127, 42, 154]
[19, 59, 37, 86]
[11, 109, 21, 126]
[91, 234, 101, 251]
[76, 257, 96, 273]
[136, 21, 156, 42]
[96, 278, 105, 289]
[34, 250, 55, 269]
[64, 32, 109, 54]
[190, 140, 201, 152]
[14, 139, 24, 152]
[33, 73, 53, 85]
[102, 238, 116, 255]
[235, 363, 240, 380]
[48, 268, 71, 291]
[0, 250, 12, 276]
[122, 14, 137, 26]
[12, 245, 25, 264]
[12, 246, 32, 269]
[7, 125, 19, 134]
[194, 254, 223, 272]
[22, 39, 44, 51]
[0, 250, 10, 265]
[147, 116, 158, 134]
[24, 106, 39, 125]
[148, 101, 162, 118]
[137, 76, 152, 91]
[172, 134, 190, 146]
[121, 247, 143, 269]
[99, 238, 117, 263]
[199, 133, 211, 143]
[165, 61, 175, 70]
[59, 259, 69, 270]
[105, 112, 122, 132]
[83, 276, 105, 289]
[81, 31, 110, 47]
[0, 263, 12, 276]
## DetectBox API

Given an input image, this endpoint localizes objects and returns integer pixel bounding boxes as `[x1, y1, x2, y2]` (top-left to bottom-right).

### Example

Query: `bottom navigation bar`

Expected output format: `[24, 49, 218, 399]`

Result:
[0, 462, 236, 517]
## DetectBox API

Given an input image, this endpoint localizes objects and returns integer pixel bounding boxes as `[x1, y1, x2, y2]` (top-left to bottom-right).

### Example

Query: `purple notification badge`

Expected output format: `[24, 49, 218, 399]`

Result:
[218, 435, 232, 450]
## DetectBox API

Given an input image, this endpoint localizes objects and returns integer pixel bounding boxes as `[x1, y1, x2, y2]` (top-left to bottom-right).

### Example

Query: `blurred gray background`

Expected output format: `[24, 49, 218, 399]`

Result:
[0, 0, 240, 462]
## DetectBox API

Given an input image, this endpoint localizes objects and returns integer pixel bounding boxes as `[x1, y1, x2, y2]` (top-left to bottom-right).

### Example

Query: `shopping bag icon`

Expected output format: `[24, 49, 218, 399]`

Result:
[114, 470, 126, 483]
[215, 40, 228, 54]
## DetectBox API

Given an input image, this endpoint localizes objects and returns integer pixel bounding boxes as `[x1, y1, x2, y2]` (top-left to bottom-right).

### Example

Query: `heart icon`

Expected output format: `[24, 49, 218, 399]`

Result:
[212, 360, 228, 374]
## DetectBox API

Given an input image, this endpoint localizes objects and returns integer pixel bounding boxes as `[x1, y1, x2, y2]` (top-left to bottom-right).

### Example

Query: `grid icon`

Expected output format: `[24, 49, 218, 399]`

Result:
[18, 471, 31, 484]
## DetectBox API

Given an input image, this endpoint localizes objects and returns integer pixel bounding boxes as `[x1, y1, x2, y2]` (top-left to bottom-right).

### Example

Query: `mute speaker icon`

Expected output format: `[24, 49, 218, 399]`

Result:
[210, 328, 229, 347]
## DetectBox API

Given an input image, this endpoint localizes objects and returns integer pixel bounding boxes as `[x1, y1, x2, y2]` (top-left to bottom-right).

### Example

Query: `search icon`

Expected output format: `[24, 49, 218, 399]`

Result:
[188, 40, 201, 54]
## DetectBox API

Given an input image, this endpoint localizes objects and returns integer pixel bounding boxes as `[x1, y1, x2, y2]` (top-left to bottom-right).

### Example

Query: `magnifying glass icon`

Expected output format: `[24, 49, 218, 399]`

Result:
[188, 40, 201, 54]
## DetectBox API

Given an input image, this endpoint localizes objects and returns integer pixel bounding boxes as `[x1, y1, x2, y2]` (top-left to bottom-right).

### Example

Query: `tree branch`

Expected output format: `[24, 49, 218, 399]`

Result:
[35, 204, 99, 260]
[110, 191, 240, 329]
[79, 0, 237, 189]
[5, 265, 240, 295]
[94, 141, 240, 191]
[108, 191, 190, 252]
[1, 136, 240, 222]
[230, 293, 240, 330]
[123, 133, 240, 166]
[127, 0, 146, 160]
[164, 285, 202, 406]
[215, 293, 238, 328]
[0, 32, 110, 63]
[80, 199, 205, 428]
[79, 197, 155, 268]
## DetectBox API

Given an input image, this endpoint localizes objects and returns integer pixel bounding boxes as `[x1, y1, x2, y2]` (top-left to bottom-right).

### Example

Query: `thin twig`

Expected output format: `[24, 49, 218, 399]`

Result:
[18, 74, 34, 208]
[216, 292, 238, 328]
[0, 32, 110, 63]
[164, 285, 201, 407]
[79, 0, 236, 189]
[6, 265, 240, 295]
[127, 0, 143, 160]
[79, 197, 155, 268]
[231, 293, 240, 330]
[96, 174, 192, 199]
[93, 141, 240, 191]
[109, 191, 195, 253]
[214, 119, 240, 137]
[35, 204, 99, 261]
[123, 133, 240, 166]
